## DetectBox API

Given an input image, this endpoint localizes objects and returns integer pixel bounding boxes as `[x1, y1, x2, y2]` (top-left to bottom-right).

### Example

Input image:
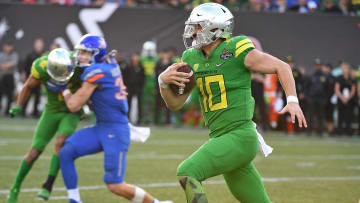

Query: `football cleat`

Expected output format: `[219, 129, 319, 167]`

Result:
[37, 188, 51, 200]
[5, 195, 17, 203]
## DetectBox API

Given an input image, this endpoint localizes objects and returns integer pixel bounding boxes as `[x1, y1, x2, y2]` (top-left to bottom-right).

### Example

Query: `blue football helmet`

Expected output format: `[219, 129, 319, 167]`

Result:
[74, 34, 107, 67]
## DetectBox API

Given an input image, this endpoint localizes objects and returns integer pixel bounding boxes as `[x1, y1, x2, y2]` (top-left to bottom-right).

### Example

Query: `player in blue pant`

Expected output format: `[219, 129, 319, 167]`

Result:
[53, 34, 172, 203]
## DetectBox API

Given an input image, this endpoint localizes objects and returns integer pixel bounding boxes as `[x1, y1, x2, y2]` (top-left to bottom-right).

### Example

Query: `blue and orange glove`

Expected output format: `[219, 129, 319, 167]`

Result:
[9, 106, 22, 118]
[46, 80, 68, 93]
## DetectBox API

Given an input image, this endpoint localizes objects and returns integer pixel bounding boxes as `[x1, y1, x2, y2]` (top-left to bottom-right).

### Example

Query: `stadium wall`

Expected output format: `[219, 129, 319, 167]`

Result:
[0, 3, 359, 68]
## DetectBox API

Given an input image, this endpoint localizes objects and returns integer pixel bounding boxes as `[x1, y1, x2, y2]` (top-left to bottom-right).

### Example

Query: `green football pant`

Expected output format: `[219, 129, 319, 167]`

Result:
[8, 110, 80, 199]
[141, 75, 155, 123]
[32, 110, 80, 152]
[177, 121, 271, 203]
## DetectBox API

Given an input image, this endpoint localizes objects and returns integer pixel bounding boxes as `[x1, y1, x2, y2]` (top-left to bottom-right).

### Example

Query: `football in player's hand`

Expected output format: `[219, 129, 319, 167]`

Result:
[169, 64, 195, 95]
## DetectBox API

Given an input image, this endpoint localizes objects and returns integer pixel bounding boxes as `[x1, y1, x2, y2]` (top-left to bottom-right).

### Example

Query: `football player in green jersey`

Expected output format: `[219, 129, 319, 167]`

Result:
[140, 41, 159, 124]
[158, 3, 307, 203]
[6, 48, 82, 203]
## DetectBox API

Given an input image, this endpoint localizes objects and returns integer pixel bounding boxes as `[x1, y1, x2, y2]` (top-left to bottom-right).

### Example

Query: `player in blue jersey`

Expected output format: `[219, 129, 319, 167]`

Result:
[53, 34, 172, 203]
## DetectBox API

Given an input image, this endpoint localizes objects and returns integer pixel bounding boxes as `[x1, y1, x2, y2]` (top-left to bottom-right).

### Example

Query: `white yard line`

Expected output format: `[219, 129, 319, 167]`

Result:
[0, 125, 35, 131]
[0, 154, 187, 161]
[1, 176, 360, 195]
[270, 154, 360, 160]
[46, 196, 68, 200]
[1, 153, 360, 161]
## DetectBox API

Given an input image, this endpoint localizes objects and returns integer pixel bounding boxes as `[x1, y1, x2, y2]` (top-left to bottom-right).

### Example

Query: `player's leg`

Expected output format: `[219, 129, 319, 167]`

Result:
[106, 183, 172, 203]
[223, 163, 271, 203]
[100, 124, 172, 203]
[176, 137, 238, 202]
[38, 113, 80, 200]
[176, 121, 261, 203]
[6, 111, 59, 203]
[176, 138, 235, 203]
[59, 126, 102, 203]
[222, 124, 271, 203]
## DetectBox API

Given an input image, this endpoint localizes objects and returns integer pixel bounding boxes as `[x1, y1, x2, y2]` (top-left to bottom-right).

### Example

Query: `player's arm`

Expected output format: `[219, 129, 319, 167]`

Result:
[159, 62, 192, 111]
[63, 82, 97, 112]
[17, 76, 41, 107]
[245, 49, 307, 128]
[9, 67, 41, 117]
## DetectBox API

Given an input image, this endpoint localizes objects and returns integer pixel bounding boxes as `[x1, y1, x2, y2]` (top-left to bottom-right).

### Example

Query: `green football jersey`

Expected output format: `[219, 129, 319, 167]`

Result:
[140, 56, 159, 76]
[182, 36, 255, 138]
[30, 55, 83, 113]
[140, 56, 159, 95]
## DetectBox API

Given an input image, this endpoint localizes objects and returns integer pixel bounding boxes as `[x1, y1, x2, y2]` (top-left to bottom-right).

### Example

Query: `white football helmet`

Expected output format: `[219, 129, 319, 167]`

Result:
[183, 3, 234, 49]
[141, 41, 157, 58]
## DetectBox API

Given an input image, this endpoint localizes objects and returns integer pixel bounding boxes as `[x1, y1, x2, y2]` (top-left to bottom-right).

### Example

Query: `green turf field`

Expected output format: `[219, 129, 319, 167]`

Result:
[0, 118, 359, 203]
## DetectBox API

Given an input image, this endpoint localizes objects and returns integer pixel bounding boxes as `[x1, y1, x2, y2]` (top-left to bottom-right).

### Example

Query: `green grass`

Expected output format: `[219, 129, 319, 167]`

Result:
[0, 118, 360, 203]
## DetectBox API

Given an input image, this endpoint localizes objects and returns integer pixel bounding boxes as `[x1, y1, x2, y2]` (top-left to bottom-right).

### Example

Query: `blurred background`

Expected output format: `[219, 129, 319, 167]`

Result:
[0, 1, 360, 203]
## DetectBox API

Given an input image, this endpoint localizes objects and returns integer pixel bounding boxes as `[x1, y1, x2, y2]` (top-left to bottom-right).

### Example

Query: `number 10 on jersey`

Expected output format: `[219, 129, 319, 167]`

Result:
[196, 74, 228, 112]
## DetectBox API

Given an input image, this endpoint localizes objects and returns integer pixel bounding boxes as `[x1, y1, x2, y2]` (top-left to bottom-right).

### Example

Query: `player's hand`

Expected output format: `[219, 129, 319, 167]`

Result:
[105, 50, 118, 65]
[159, 62, 191, 87]
[46, 80, 68, 93]
[9, 106, 22, 118]
[279, 102, 307, 128]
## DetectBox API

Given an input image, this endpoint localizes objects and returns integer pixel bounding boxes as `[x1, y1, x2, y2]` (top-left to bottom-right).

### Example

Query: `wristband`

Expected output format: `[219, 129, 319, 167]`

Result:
[158, 77, 169, 89]
[62, 89, 71, 97]
[287, 96, 299, 104]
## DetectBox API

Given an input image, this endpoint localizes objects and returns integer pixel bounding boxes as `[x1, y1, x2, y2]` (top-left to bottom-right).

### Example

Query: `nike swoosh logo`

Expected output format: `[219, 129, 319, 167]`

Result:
[216, 62, 225, 67]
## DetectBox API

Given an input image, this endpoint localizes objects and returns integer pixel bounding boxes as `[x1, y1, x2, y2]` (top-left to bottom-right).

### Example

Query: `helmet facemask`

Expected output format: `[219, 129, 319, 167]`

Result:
[183, 21, 223, 49]
[74, 47, 97, 68]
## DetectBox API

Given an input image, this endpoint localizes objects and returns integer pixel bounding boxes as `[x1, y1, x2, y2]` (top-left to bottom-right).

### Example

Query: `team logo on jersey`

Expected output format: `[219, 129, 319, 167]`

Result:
[216, 62, 225, 67]
[219, 49, 234, 60]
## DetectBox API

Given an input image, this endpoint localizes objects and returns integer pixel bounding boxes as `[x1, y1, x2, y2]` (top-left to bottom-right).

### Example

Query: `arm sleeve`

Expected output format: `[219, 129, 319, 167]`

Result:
[81, 65, 105, 85]
[233, 36, 255, 61]
[30, 57, 46, 80]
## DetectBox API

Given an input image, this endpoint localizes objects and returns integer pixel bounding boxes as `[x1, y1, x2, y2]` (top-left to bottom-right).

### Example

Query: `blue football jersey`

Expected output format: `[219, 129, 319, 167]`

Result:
[81, 63, 129, 123]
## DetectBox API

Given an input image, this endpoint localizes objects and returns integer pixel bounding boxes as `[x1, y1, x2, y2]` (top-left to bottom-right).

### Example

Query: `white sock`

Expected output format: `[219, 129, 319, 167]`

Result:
[67, 188, 81, 202]
[132, 186, 145, 203]
[153, 199, 160, 203]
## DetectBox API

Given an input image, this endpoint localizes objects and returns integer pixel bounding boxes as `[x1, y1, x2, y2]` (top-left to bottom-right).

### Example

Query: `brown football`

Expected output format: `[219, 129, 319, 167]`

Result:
[169, 64, 195, 95]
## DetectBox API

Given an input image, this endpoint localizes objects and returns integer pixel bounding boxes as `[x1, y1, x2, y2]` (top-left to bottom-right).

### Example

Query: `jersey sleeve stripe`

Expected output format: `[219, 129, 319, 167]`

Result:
[235, 39, 252, 49]
[87, 73, 105, 83]
[235, 43, 255, 58]
[31, 66, 40, 79]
